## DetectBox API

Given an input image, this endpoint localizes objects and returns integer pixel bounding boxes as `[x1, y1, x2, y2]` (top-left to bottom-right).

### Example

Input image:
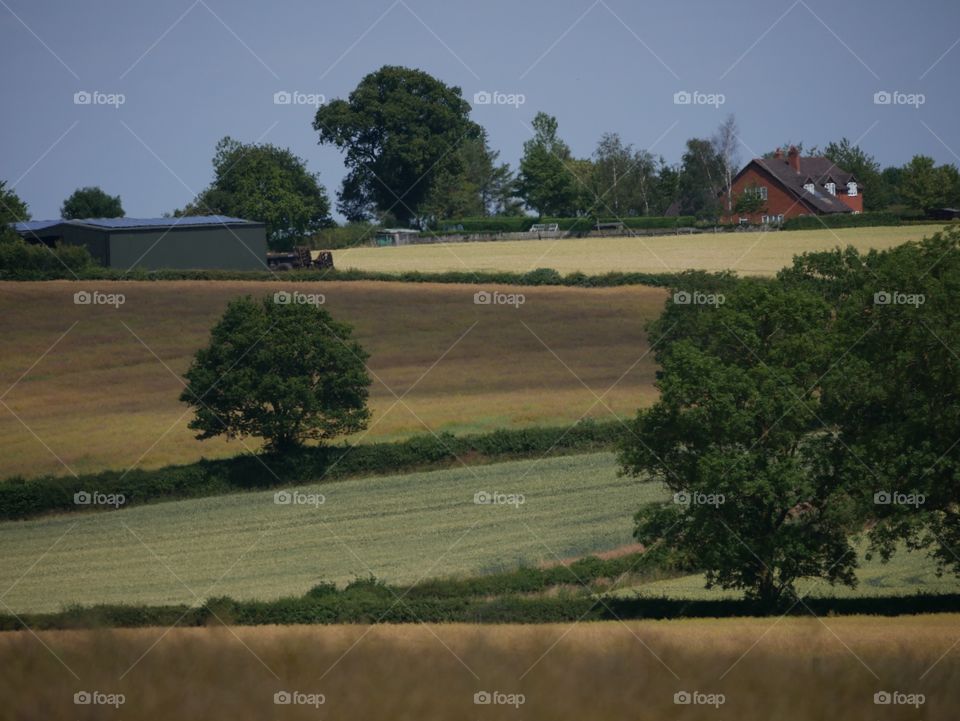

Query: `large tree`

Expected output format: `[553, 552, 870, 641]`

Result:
[314, 65, 478, 225]
[180, 296, 371, 452]
[712, 115, 740, 216]
[619, 277, 862, 609]
[591, 132, 659, 217]
[517, 112, 580, 217]
[823, 138, 888, 211]
[61, 186, 123, 219]
[179, 137, 332, 251]
[678, 138, 724, 218]
[899, 155, 960, 212]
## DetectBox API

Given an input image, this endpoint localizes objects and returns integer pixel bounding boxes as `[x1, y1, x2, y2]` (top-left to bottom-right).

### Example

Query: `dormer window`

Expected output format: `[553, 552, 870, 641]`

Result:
[847, 181, 858, 196]
[803, 182, 816, 194]
[825, 182, 836, 196]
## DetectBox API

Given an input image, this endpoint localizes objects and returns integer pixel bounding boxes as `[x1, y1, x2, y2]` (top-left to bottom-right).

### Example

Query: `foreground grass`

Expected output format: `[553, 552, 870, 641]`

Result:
[2, 617, 956, 719]
[0, 280, 663, 477]
[333, 225, 931, 276]
[0, 453, 660, 614]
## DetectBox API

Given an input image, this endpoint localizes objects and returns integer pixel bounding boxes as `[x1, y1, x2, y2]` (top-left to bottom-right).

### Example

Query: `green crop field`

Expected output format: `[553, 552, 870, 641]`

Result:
[0, 452, 660, 614]
[332, 225, 935, 276]
[0, 281, 663, 477]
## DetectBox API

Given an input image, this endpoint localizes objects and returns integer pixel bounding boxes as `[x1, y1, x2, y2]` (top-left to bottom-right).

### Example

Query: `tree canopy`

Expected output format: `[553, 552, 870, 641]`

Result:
[179, 296, 371, 452]
[61, 186, 123, 219]
[178, 137, 332, 251]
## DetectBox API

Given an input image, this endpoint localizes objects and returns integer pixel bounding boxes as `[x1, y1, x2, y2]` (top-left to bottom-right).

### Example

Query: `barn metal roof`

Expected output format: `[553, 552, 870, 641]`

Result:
[12, 216, 260, 233]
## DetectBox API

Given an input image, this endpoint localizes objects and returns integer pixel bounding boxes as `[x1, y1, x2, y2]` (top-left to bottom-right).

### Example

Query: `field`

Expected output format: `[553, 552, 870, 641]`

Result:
[0, 453, 659, 613]
[332, 226, 934, 276]
[0, 281, 663, 477]
[2, 617, 956, 720]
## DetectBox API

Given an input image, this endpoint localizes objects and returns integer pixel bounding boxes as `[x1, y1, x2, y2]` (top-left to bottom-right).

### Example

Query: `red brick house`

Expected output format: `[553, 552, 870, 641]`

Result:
[722, 146, 862, 224]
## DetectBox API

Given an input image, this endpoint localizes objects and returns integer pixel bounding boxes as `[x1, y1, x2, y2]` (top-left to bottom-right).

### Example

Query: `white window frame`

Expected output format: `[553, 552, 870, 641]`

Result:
[803, 182, 816, 194]
[847, 181, 858, 196]
[825, 181, 836, 196]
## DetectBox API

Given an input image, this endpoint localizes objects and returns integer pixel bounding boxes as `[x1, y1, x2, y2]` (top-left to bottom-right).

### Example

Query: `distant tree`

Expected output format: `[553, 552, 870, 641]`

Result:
[880, 166, 905, 207]
[678, 138, 724, 218]
[652, 161, 680, 216]
[899, 155, 960, 212]
[592, 133, 660, 217]
[712, 115, 741, 215]
[179, 137, 332, 251]
[421, 130, 519, 221]
[619, 279, 861, 609]
[61, 186, 123, 219]
[823, 138, 888, 211]
[314, 65, 478, 225]
[517, 112, 580, 217]
[180, 296, 371, 453]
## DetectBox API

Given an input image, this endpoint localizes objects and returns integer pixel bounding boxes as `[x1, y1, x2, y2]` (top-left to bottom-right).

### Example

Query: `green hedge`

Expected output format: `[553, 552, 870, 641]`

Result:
[0, 420, 622, 521]
[782, 212, 902, 230]
[437, 216, 696, 234]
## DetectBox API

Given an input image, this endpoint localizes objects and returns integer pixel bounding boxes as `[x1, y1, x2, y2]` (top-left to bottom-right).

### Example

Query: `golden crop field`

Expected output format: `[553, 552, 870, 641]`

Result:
[2, 617, 956, 720]
[0, 281, 664, 477]
[332, 225, 936, 276]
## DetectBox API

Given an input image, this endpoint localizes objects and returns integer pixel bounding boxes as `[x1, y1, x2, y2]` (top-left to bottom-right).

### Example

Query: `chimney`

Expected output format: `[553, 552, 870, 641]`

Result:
[787, 145, 801, 172]
[773, 148, 784, 160]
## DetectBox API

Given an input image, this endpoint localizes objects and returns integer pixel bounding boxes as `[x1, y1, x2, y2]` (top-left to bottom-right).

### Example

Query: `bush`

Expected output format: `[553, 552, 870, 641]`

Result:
[433, 216, 697, 234]
[781, 212, 901, 231]
[0, 237, 93, 277]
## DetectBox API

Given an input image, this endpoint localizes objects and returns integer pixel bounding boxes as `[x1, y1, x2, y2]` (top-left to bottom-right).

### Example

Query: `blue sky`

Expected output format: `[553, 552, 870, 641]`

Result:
[2, 0, 958, 221]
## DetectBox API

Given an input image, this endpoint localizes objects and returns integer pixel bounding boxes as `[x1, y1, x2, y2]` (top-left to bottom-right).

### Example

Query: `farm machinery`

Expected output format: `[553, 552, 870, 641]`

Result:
[266, 246, 334, 271]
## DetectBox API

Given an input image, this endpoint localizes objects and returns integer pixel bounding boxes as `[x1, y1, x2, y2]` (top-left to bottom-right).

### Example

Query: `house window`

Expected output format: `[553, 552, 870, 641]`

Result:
[744, 185, 768, 200]
[803, 182, 816, 194]
[761, 214, 785, 225]
[847, 181, 858, 196]
[825, 182, 836, 196]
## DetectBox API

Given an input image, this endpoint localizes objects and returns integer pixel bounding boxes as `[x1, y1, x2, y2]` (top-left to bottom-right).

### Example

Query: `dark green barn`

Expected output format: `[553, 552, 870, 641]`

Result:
[13, 216, 267, 271]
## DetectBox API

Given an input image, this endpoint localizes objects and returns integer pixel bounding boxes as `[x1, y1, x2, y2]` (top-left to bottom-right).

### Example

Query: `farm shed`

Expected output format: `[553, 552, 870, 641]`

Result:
[12, 216, 267, 271]
[374, 229, 420, 246]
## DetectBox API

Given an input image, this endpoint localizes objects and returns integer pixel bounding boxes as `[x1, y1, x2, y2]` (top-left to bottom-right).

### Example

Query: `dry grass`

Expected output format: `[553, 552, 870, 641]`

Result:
[0, 281, 663, 477]
[333, 225, 934, 276]
[1, 617, 956, 719]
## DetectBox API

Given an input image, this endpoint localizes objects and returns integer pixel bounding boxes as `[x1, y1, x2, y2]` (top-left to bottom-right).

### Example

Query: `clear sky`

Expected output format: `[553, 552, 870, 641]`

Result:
[2, 0, 958, 221]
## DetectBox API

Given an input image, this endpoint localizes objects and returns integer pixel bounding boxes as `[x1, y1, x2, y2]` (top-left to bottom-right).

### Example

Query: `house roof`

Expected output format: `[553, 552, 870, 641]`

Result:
[747, 157, 854, 214]
[12, 216, 261, 234]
